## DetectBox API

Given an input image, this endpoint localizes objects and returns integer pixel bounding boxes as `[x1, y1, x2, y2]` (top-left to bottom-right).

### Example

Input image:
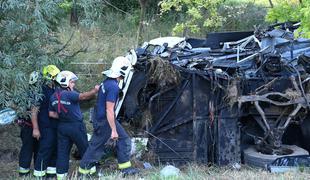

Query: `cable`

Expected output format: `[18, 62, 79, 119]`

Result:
[144, 130, 189, 162]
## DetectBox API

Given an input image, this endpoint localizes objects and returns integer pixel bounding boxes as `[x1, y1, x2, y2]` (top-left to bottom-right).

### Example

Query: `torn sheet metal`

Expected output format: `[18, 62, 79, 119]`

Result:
[267, 155, 310, 173]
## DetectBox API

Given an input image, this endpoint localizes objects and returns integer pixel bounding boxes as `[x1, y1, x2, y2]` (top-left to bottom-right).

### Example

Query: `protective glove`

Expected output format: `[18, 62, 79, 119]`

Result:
[104, 138, 117, 153]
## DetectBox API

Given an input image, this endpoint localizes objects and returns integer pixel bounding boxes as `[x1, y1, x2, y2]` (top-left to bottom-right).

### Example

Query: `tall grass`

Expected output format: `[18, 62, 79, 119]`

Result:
[58, 11, 174, 64]
[56, 11, 175, 93]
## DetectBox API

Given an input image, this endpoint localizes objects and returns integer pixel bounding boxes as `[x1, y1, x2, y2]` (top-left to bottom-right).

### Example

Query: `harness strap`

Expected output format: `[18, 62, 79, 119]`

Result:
[55, 91, 68, 113]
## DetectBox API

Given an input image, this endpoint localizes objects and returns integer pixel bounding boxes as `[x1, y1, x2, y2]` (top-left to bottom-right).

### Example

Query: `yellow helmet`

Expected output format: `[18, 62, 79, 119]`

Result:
[42, 65, 60, 80]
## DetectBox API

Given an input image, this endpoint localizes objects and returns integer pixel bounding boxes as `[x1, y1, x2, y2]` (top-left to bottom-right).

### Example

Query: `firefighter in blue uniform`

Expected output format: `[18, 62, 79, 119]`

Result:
[48, 71, 99, 179]
[33, 65, 60, 177]
[79, 57, 139, 176]
[17, 71, 40, 176]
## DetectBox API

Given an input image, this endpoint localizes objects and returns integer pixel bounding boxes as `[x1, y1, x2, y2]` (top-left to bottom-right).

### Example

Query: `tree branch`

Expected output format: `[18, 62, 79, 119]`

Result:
[103, 0, 132, 17]
[54, 31, 75, 54]
[268, 0, 274, 8]
[66, 47, 88, 58]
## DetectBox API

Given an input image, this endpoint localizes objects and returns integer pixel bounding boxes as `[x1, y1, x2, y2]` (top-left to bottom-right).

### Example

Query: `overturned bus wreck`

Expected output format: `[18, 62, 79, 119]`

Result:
[118, 22, 310, 167]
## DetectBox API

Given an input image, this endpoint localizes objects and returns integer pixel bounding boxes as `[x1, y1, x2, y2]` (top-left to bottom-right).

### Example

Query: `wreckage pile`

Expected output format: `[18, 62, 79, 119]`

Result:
[120, 22, 310, 168]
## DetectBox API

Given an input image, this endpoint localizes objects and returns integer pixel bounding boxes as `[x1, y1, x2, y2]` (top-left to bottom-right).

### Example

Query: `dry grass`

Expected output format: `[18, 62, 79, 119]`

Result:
[285, 88, 301, 100]
[148, 57, 181, 90]
[0, 124, 20, 179]
[0, 125, 310, 179]
[1, 161, 310, 180]
[225, 79, 239, 107]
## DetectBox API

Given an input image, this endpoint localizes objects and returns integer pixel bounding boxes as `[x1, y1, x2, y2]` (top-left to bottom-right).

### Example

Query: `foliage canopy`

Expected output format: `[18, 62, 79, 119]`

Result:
[266, 0, 310, 37]
[0, 0, 103, 115]
[0, 0, 64, 115]
[160, 0, 224, 36]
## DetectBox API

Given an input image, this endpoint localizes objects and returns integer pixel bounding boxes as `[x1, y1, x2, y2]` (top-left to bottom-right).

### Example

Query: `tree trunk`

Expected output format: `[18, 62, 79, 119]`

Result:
[268, 0, 274, 8]
[70, 0, 78, 26]
[137, 0, 147, 46]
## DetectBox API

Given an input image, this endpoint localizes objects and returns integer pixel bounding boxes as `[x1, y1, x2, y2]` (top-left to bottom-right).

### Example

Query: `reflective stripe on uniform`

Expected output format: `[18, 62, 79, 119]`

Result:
[18, 167, 30, 173]
[46, 166, 56, 174]
[87, 133, 92, 141]
[78, 167, 89, 174]
[57, 173, 67, 180]
[33, 169, 46, 177]
[118, 161, 131, 169]
[89, 166, 96, 174]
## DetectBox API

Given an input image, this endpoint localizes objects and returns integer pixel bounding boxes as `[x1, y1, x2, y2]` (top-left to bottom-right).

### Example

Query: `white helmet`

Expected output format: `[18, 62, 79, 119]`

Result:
[102, 56, 131, 78]
[55, 71, 78, 88]
[29, 71, 39, 85]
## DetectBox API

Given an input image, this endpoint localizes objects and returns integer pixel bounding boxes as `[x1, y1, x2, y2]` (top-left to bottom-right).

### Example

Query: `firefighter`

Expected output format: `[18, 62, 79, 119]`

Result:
[33, 65, 60, 178]
[17, 71, 40, 176]
[49, 71, 99, 179]
[79, 56, 139, 176]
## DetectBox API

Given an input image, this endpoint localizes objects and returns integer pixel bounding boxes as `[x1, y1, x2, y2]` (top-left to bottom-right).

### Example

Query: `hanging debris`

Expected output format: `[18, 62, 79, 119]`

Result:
[147, 56, 181, 91]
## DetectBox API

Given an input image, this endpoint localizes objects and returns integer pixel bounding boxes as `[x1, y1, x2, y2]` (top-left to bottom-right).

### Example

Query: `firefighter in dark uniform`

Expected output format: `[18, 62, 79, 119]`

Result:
[17, 71, 40, 176]
[48, 71, 99, 179]
[33, 65, 60, 177]
[79, 57, 139, 176]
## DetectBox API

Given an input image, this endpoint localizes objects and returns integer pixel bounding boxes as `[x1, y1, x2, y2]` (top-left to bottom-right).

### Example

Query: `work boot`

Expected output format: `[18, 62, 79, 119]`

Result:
[121, 167, 140, 177]
[78, 166, 97, 179]
[18, 167, 30, 177]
